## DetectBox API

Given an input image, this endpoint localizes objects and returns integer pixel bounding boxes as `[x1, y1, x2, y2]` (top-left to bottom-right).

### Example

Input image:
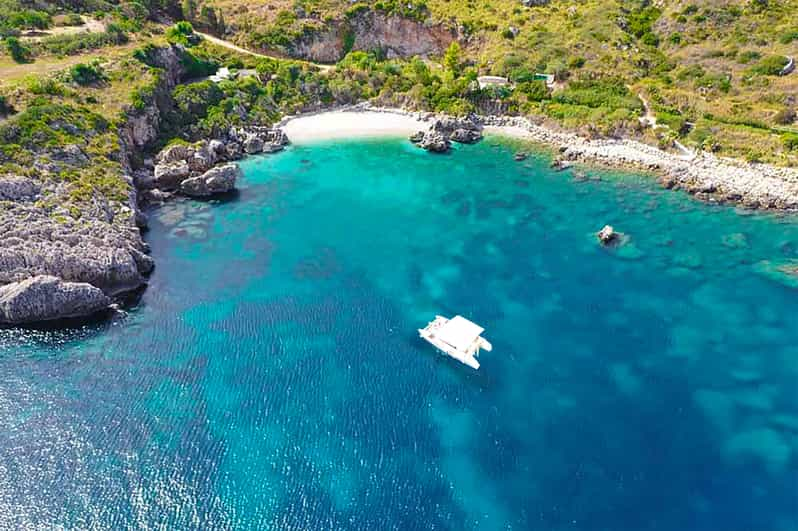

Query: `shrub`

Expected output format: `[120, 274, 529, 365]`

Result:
[736, 50, 761, 64]
[779, 30, 798, 44]
[501, 28, 515, 40]
[668, 32, 682, 45]
[57, 13, 85, 26]
[345, 3, 369, 18]
[37, 27, 128, 56]
[641, 32, 659, 46]
[179, 49, 218, 78]
[166, 21, 200, 46]
[0, 95, 12, 115]
[7, 10, 51, 30]
[517, 80, 549, 102]
[69, 63, 106, 85]
[26, 76, 65, 95]
[748, 55, 789, 76]
[783, 132, 798, 151]
[5, 36, 32, 62]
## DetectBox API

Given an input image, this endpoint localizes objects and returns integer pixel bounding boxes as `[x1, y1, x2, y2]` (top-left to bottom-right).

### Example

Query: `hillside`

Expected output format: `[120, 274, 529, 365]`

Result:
[0, 0, 796, 166]
[203, 0, 798, 164]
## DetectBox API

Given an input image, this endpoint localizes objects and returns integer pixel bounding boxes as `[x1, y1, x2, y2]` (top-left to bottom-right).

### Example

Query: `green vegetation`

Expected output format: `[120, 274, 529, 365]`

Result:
[35, 25, 129, 57]
[4, 36, 31, 63]
[747, 55, 789, 76]
[166, 21, 201, 47]
[68, 62, 107, 85]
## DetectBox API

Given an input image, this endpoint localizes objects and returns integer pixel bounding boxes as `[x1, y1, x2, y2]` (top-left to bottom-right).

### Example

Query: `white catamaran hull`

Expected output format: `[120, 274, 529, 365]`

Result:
[418, 315, 492, 370]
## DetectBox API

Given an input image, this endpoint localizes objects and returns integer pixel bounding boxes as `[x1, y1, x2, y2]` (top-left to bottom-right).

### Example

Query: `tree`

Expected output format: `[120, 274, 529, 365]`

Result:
[4, 37, 32, 63]
[444, 42, 461, 76]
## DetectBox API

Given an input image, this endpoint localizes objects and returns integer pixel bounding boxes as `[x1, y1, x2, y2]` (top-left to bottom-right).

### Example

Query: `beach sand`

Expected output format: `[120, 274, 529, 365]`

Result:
[278, 110, 424, 143]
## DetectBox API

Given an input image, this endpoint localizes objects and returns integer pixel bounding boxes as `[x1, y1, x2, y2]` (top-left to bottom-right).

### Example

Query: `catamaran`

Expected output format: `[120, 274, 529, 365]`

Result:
[418, 315, 493, 370]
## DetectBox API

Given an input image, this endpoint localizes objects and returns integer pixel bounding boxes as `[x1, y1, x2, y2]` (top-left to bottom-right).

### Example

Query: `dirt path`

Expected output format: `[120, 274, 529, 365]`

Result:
[21, 17, 106, 42]
[635, 88, 695, 160]
[194, 30, 333, 71]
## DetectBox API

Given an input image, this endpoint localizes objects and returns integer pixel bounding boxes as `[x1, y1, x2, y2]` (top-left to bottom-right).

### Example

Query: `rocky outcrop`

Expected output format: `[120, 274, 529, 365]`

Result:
[0, 176, 39, 201]
[480, 114, 798, 210]
[0, 275, 111, 324]
[149, 126, 287, 197]
[410, 115, 482, 152]
[289, 12, 456, 63]
[180, 164, 240, 197]
[412, 130, 450, 153]
[597, 225, 619, 246]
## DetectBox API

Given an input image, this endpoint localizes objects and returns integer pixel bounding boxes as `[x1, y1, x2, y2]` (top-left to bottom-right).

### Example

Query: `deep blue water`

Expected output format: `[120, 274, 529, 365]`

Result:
[1, 137, 797, 530]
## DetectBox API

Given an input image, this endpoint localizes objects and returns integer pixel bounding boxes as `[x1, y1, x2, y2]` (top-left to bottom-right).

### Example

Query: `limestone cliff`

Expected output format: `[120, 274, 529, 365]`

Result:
[0, 46, 185, 324]
[289, 13, 456, 63]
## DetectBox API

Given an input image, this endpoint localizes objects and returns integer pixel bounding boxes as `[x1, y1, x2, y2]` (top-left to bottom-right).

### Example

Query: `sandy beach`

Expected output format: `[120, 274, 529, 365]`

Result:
[277, 109, 424, 142]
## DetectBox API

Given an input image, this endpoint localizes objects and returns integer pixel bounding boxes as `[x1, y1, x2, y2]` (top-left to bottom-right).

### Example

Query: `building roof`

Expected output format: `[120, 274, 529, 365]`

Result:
[437, 315, 484, 352]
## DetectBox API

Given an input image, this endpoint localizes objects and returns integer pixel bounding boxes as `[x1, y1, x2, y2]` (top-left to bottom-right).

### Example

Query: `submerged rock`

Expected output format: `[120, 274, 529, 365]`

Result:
[180, 163, 241, 197]
[514, 152, 528, 161]
[723, 427, 792, 475]
[551, 158, 572, 171]
[0, 275, 111, 324]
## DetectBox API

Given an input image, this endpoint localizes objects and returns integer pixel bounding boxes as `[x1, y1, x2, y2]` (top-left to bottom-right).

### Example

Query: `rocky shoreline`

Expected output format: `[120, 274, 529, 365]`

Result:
[3, 97, 798, 325]
[290, 103, 798, 211]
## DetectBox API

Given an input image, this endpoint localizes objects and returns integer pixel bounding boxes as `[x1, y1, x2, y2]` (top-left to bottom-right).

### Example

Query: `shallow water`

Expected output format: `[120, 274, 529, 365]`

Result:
[1, 137, 797, 530]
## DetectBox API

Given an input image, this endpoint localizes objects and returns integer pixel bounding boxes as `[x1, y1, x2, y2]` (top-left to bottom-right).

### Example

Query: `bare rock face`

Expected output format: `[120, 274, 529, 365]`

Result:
[0, 275, 112, 324]
[243, 135, 264, 154]
[414, 131, 450, 153]
[153, 160, 190, 189]
[290, 13, 456, 63]
[450, 128, 482, 144]
[0, 176, 39, 201]
[180, 163, 241, 197]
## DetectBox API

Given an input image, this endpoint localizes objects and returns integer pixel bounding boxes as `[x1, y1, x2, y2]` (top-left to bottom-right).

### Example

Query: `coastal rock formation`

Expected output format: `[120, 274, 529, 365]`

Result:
[413, 131, 451, 153]
[180, 163, 241, 197]
[410, 115, 482, 152]
[153, 160, 191, 189]
[597, 225, 620, 246]
[149, 127, 287, 198]
[0, 275, 111, 324]
[289, 13, 456, 63]
[480, 114, 798, 210]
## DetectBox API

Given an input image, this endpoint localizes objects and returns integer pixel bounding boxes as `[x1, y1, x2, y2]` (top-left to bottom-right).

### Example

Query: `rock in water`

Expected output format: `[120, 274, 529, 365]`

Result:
[551, 158, 572, 171]
[418, 131, 451, 153]
[514, 152, 528, 161]
[450, 128, 482, 144]
[180, 163, 241, 197]
[0, 275, 111, 324]
[597, 225, 620, 246]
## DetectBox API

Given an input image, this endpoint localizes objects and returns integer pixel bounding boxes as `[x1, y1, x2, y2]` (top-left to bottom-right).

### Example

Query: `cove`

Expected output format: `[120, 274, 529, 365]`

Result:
[0, 136, 796, 530]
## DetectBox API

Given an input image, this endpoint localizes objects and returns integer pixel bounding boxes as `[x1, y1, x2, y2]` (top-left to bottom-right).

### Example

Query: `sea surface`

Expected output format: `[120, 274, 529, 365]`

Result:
[1, 137, 797, 530]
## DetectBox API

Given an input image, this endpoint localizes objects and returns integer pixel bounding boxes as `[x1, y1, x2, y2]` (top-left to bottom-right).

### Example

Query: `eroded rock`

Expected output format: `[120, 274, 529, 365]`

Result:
[180, 163, 241, 197]
[0, 275, 112, 324]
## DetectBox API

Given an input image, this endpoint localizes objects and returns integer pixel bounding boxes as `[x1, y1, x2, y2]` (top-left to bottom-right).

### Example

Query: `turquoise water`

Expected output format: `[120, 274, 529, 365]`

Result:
[1, 137, 797, 529]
